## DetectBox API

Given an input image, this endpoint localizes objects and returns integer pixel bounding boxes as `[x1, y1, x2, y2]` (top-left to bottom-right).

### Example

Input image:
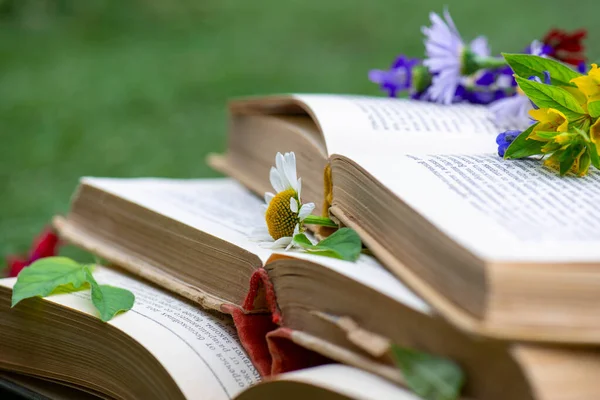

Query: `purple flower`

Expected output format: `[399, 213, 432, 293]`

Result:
[489, 71, 552, 130]
[369, 55, 421, 97]
[496, 130, 521, 157]
[489, 95, 533, 130]
[421, 10, 490, 104]
[526, 39, 553, 57]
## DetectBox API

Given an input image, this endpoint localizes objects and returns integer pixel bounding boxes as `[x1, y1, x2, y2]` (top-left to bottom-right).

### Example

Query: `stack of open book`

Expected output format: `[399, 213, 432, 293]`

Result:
[2, 94, 600, 400]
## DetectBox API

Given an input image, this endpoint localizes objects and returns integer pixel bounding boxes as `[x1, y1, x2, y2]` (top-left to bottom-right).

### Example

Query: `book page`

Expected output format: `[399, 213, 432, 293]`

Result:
[293, 94, 498, 161]
[0, 267, 261, 400]
[82, 178, 273, 263]
[84, 177, 433, 314]
[282, 252, 431, 315]
[376, 153, 600, 262]
[267, 364, 420, 400]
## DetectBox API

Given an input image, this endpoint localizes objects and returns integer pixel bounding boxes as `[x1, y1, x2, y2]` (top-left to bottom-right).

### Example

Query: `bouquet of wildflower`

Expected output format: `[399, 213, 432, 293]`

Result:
[498, 56, 600, 176]
[370, 10, 586, 123]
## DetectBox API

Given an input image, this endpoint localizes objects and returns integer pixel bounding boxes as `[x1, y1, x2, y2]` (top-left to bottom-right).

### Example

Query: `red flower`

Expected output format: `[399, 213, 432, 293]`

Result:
[542, 28, 587, 66]
[5, 227, 60, 277]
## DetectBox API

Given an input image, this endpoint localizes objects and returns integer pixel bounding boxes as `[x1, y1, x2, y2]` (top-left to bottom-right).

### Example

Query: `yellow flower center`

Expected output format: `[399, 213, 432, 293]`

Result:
[265, 189, 299, 240]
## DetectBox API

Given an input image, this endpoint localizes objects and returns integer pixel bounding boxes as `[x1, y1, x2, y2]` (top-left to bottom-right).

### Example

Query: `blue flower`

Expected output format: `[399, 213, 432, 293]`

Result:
[369, 55, 421, 97]
[525, 39, 553, 57]
[496, 130, 521, 157]
[421, 10, 490, 104]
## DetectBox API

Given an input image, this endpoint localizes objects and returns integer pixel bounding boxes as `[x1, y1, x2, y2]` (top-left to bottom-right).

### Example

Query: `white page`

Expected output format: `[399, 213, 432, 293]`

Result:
[272, 364, 420, 400]
[292, 94, 600, 262]
[83, 177, 273, 263]
[1, 267, 261, 400]
[82, 177, 430, 313]
[375, 153, 600, 262]
[293, 94, 498, 160]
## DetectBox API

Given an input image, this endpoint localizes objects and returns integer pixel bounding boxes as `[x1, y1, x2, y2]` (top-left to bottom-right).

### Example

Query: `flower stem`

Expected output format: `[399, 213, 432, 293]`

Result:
[303, 215, 338, 228]
[474, 56, 507, 70]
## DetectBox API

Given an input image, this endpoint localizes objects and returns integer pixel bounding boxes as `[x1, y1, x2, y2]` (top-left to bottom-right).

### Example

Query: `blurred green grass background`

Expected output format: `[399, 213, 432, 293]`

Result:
[1, 0, 598, 261]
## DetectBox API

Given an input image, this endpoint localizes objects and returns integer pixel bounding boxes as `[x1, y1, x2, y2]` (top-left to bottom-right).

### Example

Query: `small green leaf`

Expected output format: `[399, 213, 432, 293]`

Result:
[502, 53, 582, 87]
[588, 102, 600, 118]
[504, 124, 544, 159]
[391, 344, 464, 400]
[515, 76, 585, 120]
[292, 233, 314, 248]
[84, 267, 135, 322]
[586, 141, 600, 169]
[293, 228, 362, 262]
[534, 131, 560, 140]
[557, 144, 583, 176]
[12, 257, 87, 307]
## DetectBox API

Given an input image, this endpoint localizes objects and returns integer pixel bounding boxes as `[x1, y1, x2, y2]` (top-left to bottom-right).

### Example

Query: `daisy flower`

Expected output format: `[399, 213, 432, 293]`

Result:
[252, 152, 315, 249]
[421, 9, 491, 104]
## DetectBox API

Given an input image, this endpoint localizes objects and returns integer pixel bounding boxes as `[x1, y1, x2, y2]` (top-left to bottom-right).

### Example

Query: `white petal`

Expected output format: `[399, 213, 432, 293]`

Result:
[290, 197, 299, 213]
[270, 167, 285, 193]
[298, 202, 315, 221]
[272, 236, 293, 248]
[275, 152, 292, 190]
[262, 204, 268, 214]
[264, 192, 275, 205]
[285, 225, 301, 251]
[283, 152, 298, 191]
[296, 178, 302, 199]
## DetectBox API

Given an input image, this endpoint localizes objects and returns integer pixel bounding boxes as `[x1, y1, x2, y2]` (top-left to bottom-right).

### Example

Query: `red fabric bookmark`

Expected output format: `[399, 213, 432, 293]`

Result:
[225, 268, 330, 377]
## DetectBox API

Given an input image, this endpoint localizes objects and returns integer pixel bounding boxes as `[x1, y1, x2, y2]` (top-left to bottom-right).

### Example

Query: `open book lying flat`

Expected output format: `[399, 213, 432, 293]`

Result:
[0, 266, 261, 400]
[1, 268, 420, 400]
[209, 94, 600, 343]
[53, 178, 600, 400]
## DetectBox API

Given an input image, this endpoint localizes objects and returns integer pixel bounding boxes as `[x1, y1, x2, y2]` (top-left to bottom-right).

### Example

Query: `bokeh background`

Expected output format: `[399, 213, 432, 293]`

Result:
[2, 0, 598, 264]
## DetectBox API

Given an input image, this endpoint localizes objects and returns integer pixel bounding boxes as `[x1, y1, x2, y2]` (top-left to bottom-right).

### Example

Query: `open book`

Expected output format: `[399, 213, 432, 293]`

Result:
[0, 266, 261, 400]
[53, 177, 600, 400]
[1, 268, 420, 400]
[0, 364, 420, 400]
[209, 94, 600, 343]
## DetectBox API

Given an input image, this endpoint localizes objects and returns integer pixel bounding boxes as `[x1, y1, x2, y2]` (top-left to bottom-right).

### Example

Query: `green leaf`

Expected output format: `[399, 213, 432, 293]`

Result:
[504, 124, 544, 159]
[502, 53, 582, 87]
[557, 144, 584, 176]
[84, 267, 135, 322]
[12, 257, 88, 307]
[391, 345, 464, 400]
[515, 76, 585, 120]
[586, 141, 600, 169]
[534, 131, 560, 140]
[293, 228, 362, 262]
[588, 102, 600, 118]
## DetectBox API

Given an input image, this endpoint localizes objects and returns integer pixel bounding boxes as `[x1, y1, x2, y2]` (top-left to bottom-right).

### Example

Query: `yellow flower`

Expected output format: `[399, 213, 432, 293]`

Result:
[562, 86, 589, 113]
[571, 64, 600, 104]
[528, 108, 569, 141]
